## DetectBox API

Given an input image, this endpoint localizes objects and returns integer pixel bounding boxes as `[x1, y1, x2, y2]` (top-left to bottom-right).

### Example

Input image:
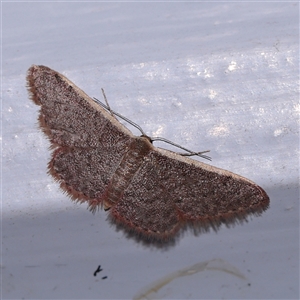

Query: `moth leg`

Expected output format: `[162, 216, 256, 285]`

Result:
[101, 88, 117, 119]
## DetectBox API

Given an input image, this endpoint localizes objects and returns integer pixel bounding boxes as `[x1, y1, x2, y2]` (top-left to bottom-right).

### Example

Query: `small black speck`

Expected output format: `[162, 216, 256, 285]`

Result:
[93, 265, 103, 277]
[102, 276, 107, 280]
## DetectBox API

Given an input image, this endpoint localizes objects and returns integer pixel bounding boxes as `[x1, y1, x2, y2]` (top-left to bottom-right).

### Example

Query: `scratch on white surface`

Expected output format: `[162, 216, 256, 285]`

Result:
[133, 259, 247, 300]
[151, 125, 164, 137]
[274, 127, 289, 137]
[208, 124, 230, 137]
[228, 61, 237, 71]
[208, 89, 218, 100]
[293, 103, 300, 113]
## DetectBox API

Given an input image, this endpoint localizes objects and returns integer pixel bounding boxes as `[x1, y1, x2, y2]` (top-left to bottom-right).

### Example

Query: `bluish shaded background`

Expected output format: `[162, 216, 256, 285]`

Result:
[2, 1, 299, 299]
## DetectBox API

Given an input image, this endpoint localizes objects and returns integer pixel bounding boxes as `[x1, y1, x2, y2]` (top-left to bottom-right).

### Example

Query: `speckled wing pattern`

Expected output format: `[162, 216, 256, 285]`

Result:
[27, 65, 269, 241]
[27, 65, 135, 208]
[111, 149, 269, 239]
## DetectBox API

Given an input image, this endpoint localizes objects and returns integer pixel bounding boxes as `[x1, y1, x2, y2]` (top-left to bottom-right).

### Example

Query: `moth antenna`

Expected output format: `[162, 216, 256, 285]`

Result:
[151, 136, 211, 160]
[93, 97, 211, 160]
[93, 97, 147, 136]
[180, 151, 211, 159]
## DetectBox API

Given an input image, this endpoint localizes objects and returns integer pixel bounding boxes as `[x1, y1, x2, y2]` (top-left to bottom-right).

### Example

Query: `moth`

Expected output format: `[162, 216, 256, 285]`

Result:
[27, 65, 269, 242]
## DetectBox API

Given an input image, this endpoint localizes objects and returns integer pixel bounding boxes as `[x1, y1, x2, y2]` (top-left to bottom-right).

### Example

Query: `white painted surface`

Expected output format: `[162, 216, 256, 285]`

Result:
[2, 2, 299, 299]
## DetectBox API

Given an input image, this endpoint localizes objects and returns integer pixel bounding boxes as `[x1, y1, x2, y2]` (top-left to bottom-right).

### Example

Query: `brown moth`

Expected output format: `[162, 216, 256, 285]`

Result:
[27, 65, 269, 242]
